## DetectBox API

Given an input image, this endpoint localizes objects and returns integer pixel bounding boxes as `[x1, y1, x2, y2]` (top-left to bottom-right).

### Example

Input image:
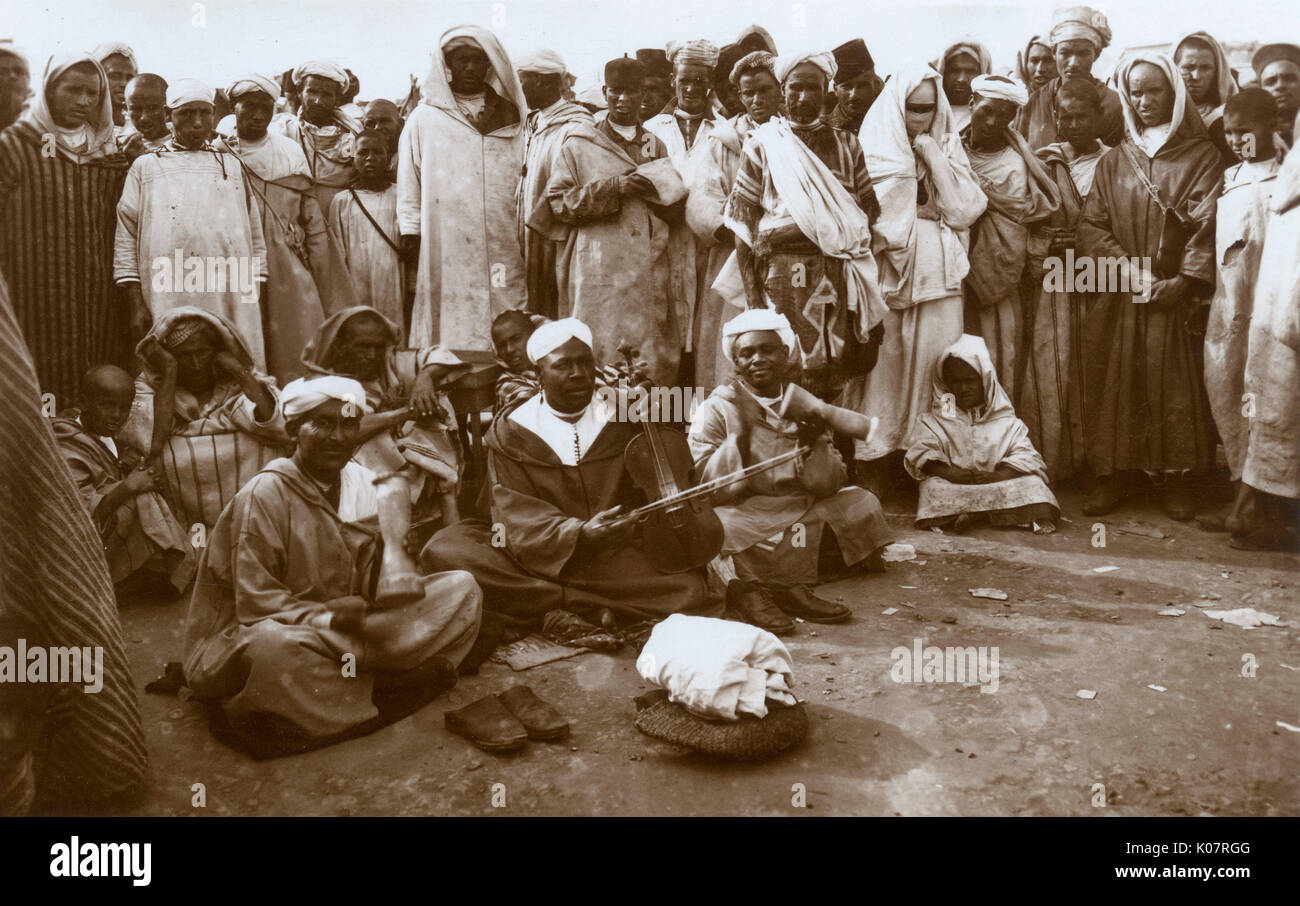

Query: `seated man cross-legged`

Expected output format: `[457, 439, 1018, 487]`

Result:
[688, 309, 894, 635]
[421, 317, 719, 633]
[183, 375, 482, 758]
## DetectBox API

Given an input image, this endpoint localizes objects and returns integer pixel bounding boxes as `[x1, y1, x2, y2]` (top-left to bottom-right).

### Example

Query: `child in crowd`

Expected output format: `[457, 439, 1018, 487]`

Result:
[905, 335, 1060, 533]
[491, 309, 543, 417]
[330, 130, 404, 329]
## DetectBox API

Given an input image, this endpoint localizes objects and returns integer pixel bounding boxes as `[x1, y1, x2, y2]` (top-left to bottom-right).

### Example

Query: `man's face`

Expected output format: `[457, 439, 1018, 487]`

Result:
[446, 45, 491, 95]
[733, 331, 789, 395]
[1127, 62, 1174, 128]
[737, 70, 780, 123]
[292, 399, 361, 478]
[538, 339, 596, 413]
[82, 378, 135, 438]
[519, 70, 560, 110]
[1261, 61, 1300, 120]
[834, 69, 878, 117]
[969, 95, 1017, 146]
[102, 53, 135, 114]
[233, 92, 274, 141]
[1177, 45, 1218, 106]
[783, 63, 826, 124]
[604, 79, 643, 126]
[301, 75, 340, 122]
[126, 82, 168, 139]
[942, 357, 983, 411]
[171, 327, 220, 393]
[942, 53, 982, 106]
[1056, 94, 1099, 147]
[0, 53, 29, 120]
[362, 102, 401, 151]
[1055, 40, 1097, 80]
[714, 77, 743, 118]
[332, 316, 390, 381]
[354, 134, 389, 182]
[673, 62, 711, 115]
[1026, 44, 1057, 90]
[49, 67, 101, 129]
[905, 79, 937, 139]
[171, 101, 213, 148]
[639, 74, 671, 120]
[1223, 109, 1270, 161]
[491, 317, 532, 373]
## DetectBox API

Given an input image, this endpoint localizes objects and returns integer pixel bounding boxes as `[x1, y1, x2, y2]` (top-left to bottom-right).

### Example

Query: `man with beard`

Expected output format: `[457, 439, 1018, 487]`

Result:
[1016, 6, 1124, 149]
[515, 48, 593, 318]
[828, 39, 883, 133]
[271, 60, 359, 213]
[724, 51, 888, 402]
[636, 48, 673, 123]
[687, 49, 782, 388]
[937, 39, 991, 132]
[93, 41, 136, 135]
[1252, 43, 1300, 148]
[645, 40, 723, 178]
[120, 73, 170, 154]
[183, 374, 482, 758]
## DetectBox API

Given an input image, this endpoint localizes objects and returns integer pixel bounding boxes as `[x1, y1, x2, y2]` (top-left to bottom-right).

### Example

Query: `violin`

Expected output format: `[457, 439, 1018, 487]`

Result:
[614, 344, 725, 574]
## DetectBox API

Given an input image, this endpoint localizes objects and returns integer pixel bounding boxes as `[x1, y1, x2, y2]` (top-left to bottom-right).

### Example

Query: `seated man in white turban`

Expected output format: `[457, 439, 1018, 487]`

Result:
[724, 50, 887, 402]
[114, 78, 268, 367]
[183, 375, 483, 758]
[961, 74, 1060, 405]
[270, 59, 359, 213]
[689, 309, 893, 635]
[421, 317, 718, 632]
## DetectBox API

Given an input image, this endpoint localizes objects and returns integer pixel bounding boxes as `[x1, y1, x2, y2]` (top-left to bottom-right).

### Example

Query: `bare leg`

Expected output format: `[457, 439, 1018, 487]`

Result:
[373, 471, 424, 605]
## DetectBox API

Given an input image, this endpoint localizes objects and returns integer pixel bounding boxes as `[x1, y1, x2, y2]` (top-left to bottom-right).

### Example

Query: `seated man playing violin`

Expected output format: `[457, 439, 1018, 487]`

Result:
[420, 318, 719, 632]
[688, 309, 894, 635]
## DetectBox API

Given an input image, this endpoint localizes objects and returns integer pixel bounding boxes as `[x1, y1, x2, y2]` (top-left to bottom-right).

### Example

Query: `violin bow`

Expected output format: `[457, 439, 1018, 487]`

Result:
[622, 445, 810, 521]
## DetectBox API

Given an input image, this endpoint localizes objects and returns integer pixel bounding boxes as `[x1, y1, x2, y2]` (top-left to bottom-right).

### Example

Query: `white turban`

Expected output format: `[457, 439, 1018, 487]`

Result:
[92, 42, 137, 69]
[667, 39, 720, 68]
[526, 317, 593, 364]
[1047, 6, 1112, 52]
[166, 78, 215, 109]
[292, 60, 349, 92]
[776, 51, 837, 85]
[516, 48, 566, 75]
[282, 376, 372, 421]
[971, 74, 1029, 108]
[722, 309, 797, 363]
[228, 73, 280, 101]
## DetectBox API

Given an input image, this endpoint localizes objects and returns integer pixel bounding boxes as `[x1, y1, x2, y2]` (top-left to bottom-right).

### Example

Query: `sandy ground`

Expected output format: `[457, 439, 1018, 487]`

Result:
[63, 487, 1300, 817]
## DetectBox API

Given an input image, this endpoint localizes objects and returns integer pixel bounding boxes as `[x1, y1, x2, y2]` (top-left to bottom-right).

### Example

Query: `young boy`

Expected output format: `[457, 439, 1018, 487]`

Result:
[1204, 88, 1283, 537]
[491, 309, 542, 417]
[52, 365, 195, 597]
[905, 335, 1060, 533]
[330, 130, 404, 329]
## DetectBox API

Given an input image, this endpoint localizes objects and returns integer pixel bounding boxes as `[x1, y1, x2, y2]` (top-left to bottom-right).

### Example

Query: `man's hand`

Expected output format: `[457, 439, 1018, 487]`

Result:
[138, 335, 175, 374]
[400, 234, 421, 265]
[408, 368, 442, 418]
[1148, 274, 1191, 308]
[212, 350, 245, 379]
[326, 595, 369, 634]
[121, 467, 157, 496]
[124, 283, 151, 346]
[620, 173, 656, 199]
[578, 505, 635, 550]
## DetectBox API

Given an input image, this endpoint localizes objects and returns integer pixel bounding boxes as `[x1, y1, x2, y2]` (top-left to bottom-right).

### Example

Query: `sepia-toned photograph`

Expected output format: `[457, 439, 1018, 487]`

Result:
[0, 0, 1295, 875]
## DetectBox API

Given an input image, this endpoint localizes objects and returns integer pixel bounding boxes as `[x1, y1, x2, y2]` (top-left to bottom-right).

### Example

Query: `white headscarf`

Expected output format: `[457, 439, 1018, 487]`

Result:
[861, 62, 966, 183]
[775, 51, 837, 85]
[516, 48, 566, 75]
[1173, 31, 1238, 125]
[421, 25, 527, 123]
[526, 317, 593, 364]
[166, 78, 215, 109]
[292, 60, 349, 93]
[281, 375, 372, 420]
[227, 73, 281, 101]
[1115, 51, 1190, 157]
[970, 74, 1029, 108]
[92, 42, 137, 70]
[20, 52, 117, 162]
[721, 309, 797, 363]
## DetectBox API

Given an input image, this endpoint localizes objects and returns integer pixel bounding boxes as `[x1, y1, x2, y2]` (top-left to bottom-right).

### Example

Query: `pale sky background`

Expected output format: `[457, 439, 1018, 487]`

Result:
[1, 0, 1292, 101]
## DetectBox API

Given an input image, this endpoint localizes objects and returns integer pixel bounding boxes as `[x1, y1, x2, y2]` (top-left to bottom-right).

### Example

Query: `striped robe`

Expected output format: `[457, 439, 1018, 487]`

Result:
[0, 274, 146, 816]
[0, 122, 130, 408]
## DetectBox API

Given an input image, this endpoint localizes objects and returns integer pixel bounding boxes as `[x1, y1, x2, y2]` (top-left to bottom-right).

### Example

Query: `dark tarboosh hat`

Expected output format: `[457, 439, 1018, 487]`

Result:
[833, 38, 875, 81]
[1252, 43, 1300, 78]
[714, 43, 745, 86]
[636, 47, 671, 77]
[632, 689, 809, 760]
[605, 56, 644, 87]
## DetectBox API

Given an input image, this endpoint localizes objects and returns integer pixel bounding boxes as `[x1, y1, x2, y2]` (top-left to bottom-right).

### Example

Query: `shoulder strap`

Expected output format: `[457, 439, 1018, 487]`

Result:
[346, 188, 403, 255]
[1119, 141, 1171, 214]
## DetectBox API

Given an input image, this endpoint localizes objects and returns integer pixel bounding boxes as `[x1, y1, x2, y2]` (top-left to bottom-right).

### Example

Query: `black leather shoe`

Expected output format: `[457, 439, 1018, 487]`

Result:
[726, 580, 794, 635]
[773, 584, 851, 623]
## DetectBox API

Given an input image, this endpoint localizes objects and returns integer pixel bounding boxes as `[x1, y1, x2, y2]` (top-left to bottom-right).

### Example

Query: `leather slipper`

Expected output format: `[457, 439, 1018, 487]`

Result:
[444, 694, 528, 752]
[498, 685, 570, 741]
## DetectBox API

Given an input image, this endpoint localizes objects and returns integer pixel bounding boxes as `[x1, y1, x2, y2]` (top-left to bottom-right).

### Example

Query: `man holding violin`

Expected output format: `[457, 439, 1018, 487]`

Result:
[688, 309, 894, 635]
[420, 318, 719, 628]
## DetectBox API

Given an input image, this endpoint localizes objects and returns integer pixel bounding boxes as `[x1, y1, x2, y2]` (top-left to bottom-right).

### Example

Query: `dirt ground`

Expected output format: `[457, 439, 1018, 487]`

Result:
[58, 485, 1300, 817]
